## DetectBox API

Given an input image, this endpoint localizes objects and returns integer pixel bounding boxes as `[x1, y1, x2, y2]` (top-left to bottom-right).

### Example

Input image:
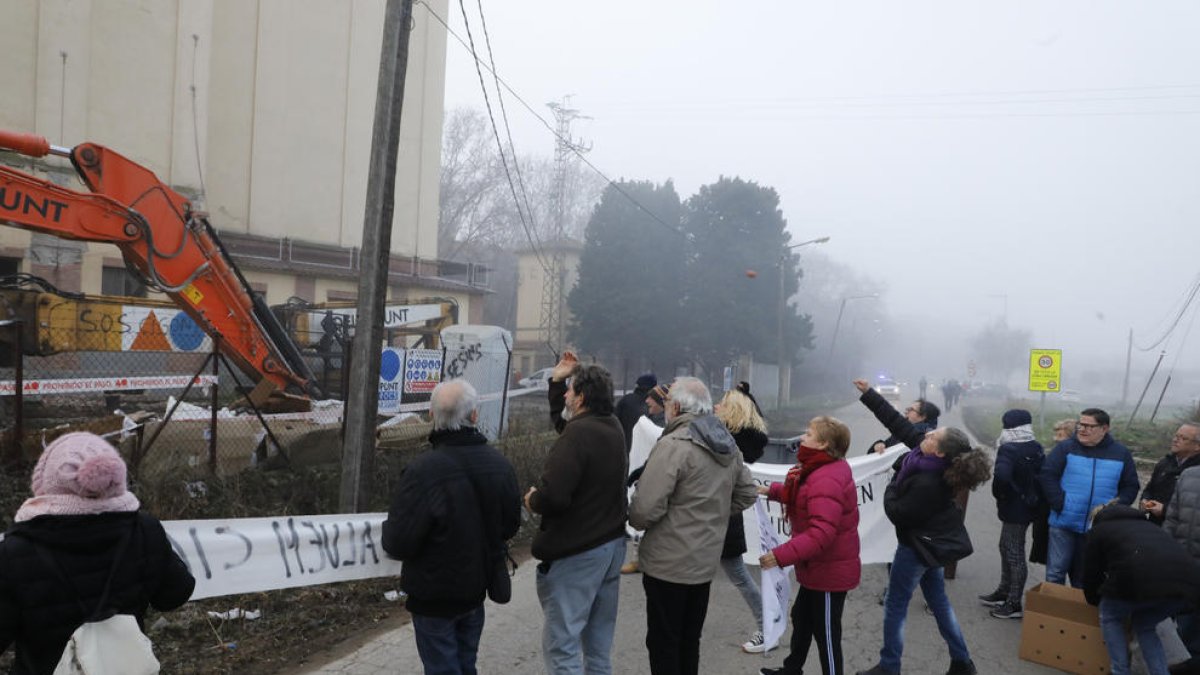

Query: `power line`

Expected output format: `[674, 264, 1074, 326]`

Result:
[1137, 273, 1200, 351]
[417, 0, 683, 238]
[472, 0, 540, 246]
[453, 0, 553, 275]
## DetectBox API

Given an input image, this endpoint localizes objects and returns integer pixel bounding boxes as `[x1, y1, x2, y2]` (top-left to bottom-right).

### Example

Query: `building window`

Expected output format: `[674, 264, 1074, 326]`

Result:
[0, 257, 19, 278]
[101, 267, 148, 298]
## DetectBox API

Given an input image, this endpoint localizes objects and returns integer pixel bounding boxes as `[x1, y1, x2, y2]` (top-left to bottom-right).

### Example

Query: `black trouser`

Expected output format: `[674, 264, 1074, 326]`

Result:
[781, 587, 847, 675]
[642, 574, 711, 675]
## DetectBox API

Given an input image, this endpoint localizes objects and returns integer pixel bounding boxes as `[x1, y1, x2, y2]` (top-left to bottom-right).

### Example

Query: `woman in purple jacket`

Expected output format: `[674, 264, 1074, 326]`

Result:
[757, 416, 860, 675]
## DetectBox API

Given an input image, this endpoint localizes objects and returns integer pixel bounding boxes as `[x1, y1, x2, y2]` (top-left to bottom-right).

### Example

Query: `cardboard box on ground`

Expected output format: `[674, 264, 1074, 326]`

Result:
[1020, 582, 1109, 675]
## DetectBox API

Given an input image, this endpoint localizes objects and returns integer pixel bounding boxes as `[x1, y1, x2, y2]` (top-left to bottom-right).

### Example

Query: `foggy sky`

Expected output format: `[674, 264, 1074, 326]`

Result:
[438, 2, 1200, 392]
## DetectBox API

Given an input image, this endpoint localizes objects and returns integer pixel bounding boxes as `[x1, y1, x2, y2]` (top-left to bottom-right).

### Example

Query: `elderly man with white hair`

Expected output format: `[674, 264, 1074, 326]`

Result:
[629, 376, 759, 675]
[382, 379, 521, 675]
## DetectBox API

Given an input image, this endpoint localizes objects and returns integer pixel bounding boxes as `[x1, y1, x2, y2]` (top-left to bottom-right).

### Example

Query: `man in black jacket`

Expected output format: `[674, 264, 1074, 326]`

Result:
[615, 372, 656, 451]
[382, 379, 521, 675]
[1084, 503, 1200, 675]
[1141, 422, 1200, 524]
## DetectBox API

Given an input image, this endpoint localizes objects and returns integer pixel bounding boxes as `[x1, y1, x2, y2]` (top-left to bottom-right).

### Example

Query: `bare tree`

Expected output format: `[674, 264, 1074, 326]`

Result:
[438, 107, 606, 260]
[438, 108, 516, 259]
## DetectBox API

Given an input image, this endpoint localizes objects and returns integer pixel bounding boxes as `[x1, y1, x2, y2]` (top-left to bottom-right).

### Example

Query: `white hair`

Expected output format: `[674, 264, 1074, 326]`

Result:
[429, 379, 479, 431]
[669, 377, 712, 416]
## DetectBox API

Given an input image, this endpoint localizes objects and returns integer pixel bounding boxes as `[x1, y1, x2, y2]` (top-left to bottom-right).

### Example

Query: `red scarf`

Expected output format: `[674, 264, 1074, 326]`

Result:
[779, 444, 837, 525]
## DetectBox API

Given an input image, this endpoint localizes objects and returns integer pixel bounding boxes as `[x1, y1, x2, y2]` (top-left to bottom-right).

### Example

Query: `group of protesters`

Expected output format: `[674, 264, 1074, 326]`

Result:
[379, 356, 1200, 675]
[4, 353, 1200, 675]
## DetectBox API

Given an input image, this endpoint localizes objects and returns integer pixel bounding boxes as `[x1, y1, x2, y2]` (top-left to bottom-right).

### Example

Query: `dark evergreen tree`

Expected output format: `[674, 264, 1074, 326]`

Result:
[680, 176, 814, 378]
[567, 181, 685, 376]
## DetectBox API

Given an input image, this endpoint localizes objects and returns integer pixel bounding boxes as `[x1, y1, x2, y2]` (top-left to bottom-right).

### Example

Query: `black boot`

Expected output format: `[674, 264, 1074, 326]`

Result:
[946, 659, 977, 675]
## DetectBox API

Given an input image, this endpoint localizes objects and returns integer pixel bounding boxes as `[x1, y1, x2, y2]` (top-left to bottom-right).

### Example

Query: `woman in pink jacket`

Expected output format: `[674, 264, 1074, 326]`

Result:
[757, 416, 861, 675]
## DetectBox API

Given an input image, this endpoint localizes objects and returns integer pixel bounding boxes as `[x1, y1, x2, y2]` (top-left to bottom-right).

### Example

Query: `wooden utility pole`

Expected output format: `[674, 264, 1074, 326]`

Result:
[339, 0, 414, 513]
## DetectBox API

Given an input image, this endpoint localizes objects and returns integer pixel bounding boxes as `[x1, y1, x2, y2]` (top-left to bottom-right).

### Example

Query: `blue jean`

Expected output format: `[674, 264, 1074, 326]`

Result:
[411, 605, 485, 675]
[1100, 597, 1189, 675]
[720, 555, 763, 627]
[879, 543, 971, 673]
[1045, 526, 1086, 588]
[535, 537, 626, 675]
[1177, 609, 1200, 662]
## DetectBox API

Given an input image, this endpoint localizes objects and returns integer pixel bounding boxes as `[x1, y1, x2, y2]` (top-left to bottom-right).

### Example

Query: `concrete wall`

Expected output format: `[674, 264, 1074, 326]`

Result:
[0, 0, 446, 265]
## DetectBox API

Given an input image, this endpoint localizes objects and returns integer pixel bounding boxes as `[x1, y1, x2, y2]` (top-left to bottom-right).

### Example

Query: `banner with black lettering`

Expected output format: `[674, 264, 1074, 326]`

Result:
[743, 445, 903, 566]
[164, 514, 401, 600]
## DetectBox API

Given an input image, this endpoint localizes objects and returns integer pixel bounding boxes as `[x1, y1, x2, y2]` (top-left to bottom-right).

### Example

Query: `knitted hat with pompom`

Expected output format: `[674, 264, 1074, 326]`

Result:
[15, 432, 140, 522]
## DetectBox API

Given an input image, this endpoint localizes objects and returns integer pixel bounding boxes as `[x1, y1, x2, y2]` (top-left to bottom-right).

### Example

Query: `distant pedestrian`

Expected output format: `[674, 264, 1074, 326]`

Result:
[980, 409, 1044, 619]
[382, 379, 522, 675]
[1038, 408, 1140, 588]
[919, 376, 928, 400]
[616, 372, 657, 452]
[713, 389, 771, 653]
[629, 377, 758, 675]
[1083, 502, 1200, 675]
[856, 427, 993, 675]
[526, 351, 629, 675]
[758, 416, 860, 675]
[941, 380, 953, 413]
[0, 432, 195, 674]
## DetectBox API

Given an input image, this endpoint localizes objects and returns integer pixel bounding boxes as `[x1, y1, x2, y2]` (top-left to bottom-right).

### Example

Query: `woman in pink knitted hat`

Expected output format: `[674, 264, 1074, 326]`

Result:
[0, 432, 195, 674]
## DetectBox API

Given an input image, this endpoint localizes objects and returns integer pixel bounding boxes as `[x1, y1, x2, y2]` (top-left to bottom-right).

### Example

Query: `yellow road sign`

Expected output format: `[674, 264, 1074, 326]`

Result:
[1029, 349, 1063, 392]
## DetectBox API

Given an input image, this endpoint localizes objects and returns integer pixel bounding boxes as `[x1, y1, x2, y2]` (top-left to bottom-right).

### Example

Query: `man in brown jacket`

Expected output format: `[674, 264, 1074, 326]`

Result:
[629, 376, 759, 675]
[525, 351, 628, 675]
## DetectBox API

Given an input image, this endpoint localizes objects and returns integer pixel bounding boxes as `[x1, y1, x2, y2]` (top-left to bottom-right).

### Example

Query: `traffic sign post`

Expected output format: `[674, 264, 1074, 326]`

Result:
[1029, 348, 1063, 429]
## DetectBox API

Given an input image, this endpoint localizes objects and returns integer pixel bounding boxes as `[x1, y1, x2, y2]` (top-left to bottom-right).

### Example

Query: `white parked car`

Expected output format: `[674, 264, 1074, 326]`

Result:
[518, 367, 554, 390]
[876, 377, 901, 401]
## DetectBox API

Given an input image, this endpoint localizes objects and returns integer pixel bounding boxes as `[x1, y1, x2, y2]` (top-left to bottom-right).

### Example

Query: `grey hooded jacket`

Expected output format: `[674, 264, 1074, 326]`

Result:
[1164, 465, 1200, 560]
[629, 412, 758, 584]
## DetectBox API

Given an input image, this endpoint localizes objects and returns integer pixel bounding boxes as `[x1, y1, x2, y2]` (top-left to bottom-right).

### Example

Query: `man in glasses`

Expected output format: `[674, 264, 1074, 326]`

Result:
[1039, 408, 1140, 587]
[1141, 423, 1200, 525]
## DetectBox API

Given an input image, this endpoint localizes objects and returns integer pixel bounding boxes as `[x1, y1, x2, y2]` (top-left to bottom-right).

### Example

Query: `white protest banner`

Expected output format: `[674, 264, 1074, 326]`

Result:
[0, 374, 217, 397]
[625, 416, 665, 539]
[755, 498, 791, 651]
[742, 444, 904, 566]
[164, 514, 402, 600]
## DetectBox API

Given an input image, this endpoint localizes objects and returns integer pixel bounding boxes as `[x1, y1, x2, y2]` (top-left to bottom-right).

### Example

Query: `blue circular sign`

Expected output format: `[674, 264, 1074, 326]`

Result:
[169, 312, 206, 351]
[380, 349, 401, 382]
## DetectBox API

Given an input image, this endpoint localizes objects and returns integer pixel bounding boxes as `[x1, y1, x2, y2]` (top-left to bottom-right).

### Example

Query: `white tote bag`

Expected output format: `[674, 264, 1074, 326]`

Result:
[53, 613, 159, 675]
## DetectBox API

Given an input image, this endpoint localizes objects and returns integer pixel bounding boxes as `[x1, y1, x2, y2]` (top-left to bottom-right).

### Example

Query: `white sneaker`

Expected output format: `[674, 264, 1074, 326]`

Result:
[742, 631, 777, 654]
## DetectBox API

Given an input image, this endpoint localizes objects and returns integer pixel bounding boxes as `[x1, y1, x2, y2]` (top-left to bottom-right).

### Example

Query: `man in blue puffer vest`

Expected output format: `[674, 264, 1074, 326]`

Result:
[1038, 408, 1140, 588]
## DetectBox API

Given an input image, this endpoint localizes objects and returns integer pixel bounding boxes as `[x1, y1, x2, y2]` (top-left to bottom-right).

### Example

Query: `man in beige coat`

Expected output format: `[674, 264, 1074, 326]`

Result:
[629, 376, 759, 675]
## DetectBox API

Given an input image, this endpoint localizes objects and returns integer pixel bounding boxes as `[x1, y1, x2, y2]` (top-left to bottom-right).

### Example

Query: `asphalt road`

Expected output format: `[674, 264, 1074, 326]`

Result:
[297, 393, 1069, 675]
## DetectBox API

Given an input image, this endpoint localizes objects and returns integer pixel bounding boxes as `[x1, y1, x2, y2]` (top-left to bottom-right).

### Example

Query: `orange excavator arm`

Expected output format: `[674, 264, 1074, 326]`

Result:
[0, 130, 321, 402]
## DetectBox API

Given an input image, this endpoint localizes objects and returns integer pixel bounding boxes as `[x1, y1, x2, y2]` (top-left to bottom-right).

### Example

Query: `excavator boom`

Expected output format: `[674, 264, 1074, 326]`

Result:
[0, 130, 321, 403]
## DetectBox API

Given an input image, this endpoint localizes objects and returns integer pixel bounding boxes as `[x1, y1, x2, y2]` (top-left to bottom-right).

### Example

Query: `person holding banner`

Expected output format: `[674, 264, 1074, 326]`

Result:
[757, 416, 860, 675]
[382, 379, 521, 675]
[0, 432, 195, 674]
[856, 426, 992, 675]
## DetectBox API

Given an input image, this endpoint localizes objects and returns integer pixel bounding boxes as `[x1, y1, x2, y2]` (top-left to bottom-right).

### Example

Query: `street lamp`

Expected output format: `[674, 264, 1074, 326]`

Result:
[777, 236, 830, 409]
[828, 293, 880, 358]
